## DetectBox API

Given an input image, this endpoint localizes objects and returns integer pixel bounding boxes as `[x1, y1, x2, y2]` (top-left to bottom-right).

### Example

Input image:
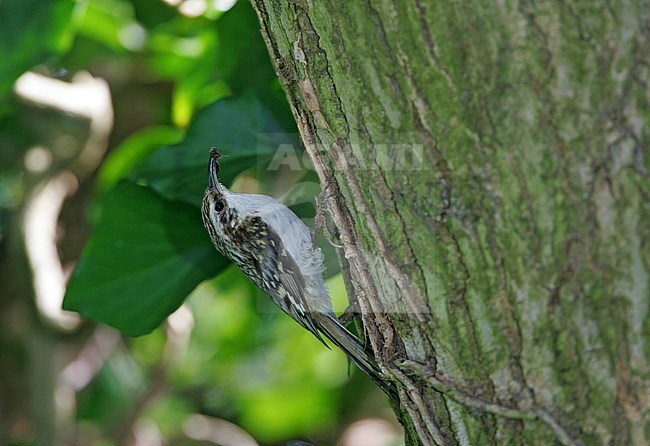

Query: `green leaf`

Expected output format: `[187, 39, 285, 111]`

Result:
[63, 181, 228, 336]
[216, 1, 277, 95]
[97, 125, 183, 192]
[133, 93, 299, 205]
[0, 0, 78, 99]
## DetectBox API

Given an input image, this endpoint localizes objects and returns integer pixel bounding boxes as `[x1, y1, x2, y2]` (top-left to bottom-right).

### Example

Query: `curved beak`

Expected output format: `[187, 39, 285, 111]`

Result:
[208, 147, 222, 189]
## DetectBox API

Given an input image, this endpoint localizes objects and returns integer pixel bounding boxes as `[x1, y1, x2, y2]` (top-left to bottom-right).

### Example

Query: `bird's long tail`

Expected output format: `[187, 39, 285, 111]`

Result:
[317, 314, 396, 398]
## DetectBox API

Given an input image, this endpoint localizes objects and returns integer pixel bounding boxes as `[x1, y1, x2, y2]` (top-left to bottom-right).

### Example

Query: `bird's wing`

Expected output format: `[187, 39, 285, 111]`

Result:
[237, 214, 328, 346]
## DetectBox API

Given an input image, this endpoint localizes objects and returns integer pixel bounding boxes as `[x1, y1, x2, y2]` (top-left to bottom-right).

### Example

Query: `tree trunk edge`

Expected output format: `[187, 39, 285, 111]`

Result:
[249, 2, 435, 444]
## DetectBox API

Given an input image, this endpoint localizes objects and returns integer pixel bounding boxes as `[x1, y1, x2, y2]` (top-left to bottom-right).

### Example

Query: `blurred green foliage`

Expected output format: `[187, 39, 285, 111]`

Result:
[0, 0, 77, 99]
[0, 0, 394, 445]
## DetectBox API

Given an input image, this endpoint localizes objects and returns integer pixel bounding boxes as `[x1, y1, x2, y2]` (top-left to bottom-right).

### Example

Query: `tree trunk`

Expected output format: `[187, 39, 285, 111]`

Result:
[249, 1, 650, 445]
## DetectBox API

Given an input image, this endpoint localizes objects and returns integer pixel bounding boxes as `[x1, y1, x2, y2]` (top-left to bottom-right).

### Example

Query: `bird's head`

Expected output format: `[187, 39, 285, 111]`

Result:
[202, 148, 235, 249]
[207, 147, 222, 189]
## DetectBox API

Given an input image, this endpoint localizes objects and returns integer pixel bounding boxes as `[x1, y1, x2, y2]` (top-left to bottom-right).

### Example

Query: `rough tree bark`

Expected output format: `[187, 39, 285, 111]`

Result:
[250, 1, 650, 445]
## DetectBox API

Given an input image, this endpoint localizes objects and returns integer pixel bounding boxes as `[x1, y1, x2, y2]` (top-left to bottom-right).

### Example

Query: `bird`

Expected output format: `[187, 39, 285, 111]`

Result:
[201, 147, 392, 395]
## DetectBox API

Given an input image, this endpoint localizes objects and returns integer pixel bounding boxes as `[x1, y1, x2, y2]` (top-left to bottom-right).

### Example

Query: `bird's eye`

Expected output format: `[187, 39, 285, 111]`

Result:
[214, 200, 225, 212]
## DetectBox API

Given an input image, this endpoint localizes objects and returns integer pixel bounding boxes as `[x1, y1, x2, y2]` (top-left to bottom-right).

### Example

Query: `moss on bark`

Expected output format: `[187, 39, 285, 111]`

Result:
[251, 1, 650, 444]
